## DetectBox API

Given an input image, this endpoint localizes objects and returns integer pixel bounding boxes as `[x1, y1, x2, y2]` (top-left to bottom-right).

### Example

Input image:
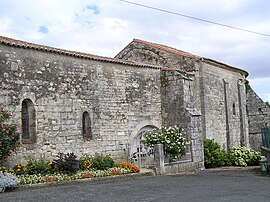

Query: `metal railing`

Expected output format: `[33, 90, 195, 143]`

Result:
[261, 128, 270, 148]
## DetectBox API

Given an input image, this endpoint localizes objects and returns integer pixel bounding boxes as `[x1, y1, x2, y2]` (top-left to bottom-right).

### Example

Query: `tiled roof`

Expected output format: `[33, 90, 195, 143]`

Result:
[0, 36, 161, 69]
[132, 39, 248, 76]
[133, 39, 201, 60]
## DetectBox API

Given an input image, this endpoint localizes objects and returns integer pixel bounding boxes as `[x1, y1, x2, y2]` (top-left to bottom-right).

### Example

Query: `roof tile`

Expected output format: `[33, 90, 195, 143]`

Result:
[133, 38, 201, 60]
[132, 38, 248, 76]
[0, 36, 161, 69]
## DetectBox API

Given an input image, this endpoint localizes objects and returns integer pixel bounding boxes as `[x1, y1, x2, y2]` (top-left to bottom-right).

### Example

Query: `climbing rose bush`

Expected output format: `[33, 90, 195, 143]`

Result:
[142, 126, 187, 162]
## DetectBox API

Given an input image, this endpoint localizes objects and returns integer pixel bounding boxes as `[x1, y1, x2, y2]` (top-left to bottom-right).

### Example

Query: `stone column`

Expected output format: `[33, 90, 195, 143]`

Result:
[237, 80, 249, 147]
[223, 79, 231, 151]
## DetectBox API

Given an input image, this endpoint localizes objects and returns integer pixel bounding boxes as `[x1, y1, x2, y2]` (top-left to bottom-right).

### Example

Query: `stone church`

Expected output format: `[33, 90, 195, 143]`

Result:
[0, 36, 269, 169]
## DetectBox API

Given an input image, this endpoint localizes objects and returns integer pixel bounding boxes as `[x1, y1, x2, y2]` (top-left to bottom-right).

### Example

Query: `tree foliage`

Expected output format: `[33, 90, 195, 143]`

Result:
[0, 109, 20, 163]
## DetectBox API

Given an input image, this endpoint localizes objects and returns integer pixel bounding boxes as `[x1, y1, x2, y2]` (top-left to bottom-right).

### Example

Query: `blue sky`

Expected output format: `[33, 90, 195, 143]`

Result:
[38, 26, 49, 34]
[0, 0, 269, 101]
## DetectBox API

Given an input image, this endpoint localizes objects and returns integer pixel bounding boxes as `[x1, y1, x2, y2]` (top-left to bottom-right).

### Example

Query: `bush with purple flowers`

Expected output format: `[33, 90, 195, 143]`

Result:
[53, 152, 79, 175]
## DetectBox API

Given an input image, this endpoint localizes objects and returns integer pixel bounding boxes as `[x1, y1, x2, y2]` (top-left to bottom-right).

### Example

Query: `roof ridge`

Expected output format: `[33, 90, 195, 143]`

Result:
[132, 38, 201, 60]
[132, 38, 248, 76]
[0, 35, 162, 69]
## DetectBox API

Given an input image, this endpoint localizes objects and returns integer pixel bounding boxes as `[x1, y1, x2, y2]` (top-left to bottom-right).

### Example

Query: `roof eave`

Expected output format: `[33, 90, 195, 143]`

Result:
[202, 58, 249, 77]
[0, 36, 161, 70]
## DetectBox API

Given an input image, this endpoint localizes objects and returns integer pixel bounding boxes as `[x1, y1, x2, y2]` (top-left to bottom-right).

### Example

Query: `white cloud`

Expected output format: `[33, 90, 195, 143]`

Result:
[263, 93, 270, 102]
[0, 0, 269, 100]
[249, 77, 270, 102]
[0, 17, 12, 31]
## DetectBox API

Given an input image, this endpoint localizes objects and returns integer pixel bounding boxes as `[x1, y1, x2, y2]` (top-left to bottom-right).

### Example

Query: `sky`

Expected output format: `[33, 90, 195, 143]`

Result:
[0, 0, 269, 102]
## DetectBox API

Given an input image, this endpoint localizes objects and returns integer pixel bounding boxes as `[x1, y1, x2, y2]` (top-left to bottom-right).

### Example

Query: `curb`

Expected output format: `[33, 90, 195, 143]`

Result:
[205, 166, 260, 171]
[198, 166, 270, 177]
[17, 170, 155, 190]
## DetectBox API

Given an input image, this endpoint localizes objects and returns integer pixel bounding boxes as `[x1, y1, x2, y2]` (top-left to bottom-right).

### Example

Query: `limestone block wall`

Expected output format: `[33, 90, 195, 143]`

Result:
[247, 88, 270, 151]
[0, 43, 162, 165]
[199, 60, 248, 150]
[96, 63, 162, 160]
[160, 70, 185, 128]
[160, 70, 203, 167]
[116, 39, 249, 152]
[116, 40, 199, 72]
[116, 40, 203, 115]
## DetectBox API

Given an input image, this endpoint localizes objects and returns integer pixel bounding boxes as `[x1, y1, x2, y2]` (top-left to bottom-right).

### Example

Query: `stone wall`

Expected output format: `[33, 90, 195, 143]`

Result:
[2, 36, 257, 171]
[199, 60, 248, 150]
[116, 39, 249, 151]
[116, 41, 204, 167]
[0, 43, 162, 165]
[247, 88, 270, 151]
[115, 40, 200, 72]
[160, 70, 203, 166]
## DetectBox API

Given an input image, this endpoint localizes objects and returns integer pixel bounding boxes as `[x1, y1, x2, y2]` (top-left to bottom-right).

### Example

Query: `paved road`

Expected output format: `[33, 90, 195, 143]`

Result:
[1, 168, 270, 202]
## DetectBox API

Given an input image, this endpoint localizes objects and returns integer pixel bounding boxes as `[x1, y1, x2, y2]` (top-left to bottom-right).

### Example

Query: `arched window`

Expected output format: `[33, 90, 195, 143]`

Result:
[21, 99, 36, 143]
[82, 111, 92, 140]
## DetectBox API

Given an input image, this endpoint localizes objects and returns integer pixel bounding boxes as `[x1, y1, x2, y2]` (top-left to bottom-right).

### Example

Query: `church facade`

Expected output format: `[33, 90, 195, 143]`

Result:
[116, 39, 249, 151]
[1, 36, 266, 169]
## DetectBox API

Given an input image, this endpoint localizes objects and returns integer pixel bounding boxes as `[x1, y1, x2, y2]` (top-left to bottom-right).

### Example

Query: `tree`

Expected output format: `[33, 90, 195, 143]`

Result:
[266, 101, 270, 108]
[245, 80, 251, 92]
[0, 109, 20, 163]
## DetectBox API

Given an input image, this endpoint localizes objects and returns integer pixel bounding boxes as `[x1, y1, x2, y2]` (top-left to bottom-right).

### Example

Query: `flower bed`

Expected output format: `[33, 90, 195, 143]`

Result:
[17, 166, 134, 185]
[0, 153, 140, 192]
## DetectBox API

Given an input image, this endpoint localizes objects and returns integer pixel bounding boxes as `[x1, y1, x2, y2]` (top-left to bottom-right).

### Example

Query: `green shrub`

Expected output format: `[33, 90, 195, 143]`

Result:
[204, 139, 261, 168]
[245, 80, 251, 92]
[79, 154, 93, 171]
[227, 147, 261, 167]
[91, 155, 114, 170]
[11, 163, 27, 175]
[0, 165, 8, 173]
[204, 139, 225, 168]
[25, 159, 56, 175]
[53, 152, 79, 175]
[0, 109, 20, 163]
[143, 126, 187, 162]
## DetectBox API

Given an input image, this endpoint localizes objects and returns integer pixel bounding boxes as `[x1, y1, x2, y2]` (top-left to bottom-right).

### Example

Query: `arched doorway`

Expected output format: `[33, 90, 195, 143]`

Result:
[130, 125, 158, 168]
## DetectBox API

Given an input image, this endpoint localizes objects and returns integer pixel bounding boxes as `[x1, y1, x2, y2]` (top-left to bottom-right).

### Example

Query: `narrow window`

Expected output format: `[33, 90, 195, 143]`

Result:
[21, 99, 36, 143]
[82, 111, 92, 140]
[232, 103, 236, 115]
